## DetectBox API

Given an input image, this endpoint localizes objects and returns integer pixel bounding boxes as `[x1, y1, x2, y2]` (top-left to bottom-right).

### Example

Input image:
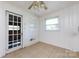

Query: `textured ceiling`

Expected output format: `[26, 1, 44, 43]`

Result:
[6, 1, 79, 17]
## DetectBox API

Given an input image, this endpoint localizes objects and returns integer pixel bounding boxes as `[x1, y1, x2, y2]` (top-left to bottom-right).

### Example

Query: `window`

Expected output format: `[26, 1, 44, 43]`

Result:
[45, 17, 59, 30]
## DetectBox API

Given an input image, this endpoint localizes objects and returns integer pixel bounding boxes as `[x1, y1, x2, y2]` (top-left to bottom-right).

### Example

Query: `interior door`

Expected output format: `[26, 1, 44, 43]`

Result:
[6, 11, 23, 53]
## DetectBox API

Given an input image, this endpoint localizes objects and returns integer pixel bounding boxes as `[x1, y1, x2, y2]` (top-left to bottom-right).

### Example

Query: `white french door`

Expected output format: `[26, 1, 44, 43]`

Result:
[6, 11, 23, 53]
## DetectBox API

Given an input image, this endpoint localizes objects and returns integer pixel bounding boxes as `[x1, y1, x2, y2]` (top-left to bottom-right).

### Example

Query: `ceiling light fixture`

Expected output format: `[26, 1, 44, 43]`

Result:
[28, 1, 47, 10]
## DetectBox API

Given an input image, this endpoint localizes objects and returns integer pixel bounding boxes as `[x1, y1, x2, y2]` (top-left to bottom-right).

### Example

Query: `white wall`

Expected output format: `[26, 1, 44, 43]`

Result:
[39, 4, 79, 52]
[0, 2, 39, 57]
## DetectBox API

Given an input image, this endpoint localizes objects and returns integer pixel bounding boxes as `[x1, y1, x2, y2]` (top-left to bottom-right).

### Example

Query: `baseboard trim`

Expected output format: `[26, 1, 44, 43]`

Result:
[39, 41, 75, 52]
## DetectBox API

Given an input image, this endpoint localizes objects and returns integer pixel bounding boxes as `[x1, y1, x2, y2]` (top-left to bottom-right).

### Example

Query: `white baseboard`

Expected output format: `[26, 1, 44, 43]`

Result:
[23, 40, 39, 48]
[39, 40, 77, 52]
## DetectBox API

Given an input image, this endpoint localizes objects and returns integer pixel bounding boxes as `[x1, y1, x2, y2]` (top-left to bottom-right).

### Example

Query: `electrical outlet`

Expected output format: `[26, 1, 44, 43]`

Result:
[30, 38, 34, 41]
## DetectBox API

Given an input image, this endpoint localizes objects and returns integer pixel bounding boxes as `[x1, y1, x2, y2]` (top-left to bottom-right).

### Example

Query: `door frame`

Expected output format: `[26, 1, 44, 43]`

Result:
[5, 10, 23, 54]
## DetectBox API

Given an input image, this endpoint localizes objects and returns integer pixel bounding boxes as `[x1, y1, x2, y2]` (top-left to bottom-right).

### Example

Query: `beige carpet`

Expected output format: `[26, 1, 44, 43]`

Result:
[3, 42, 79, 58]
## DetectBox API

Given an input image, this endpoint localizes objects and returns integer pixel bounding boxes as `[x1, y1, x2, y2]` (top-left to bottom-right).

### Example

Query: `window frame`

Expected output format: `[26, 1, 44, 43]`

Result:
[44, 16, 60, 31]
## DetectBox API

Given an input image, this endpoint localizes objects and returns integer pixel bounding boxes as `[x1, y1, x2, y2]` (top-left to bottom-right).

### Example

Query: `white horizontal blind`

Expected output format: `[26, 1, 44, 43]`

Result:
[45, 18, 59, 30]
